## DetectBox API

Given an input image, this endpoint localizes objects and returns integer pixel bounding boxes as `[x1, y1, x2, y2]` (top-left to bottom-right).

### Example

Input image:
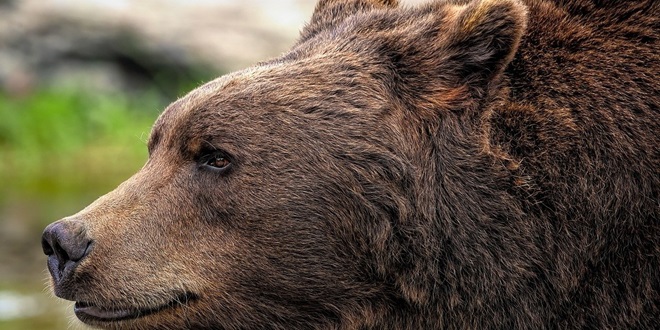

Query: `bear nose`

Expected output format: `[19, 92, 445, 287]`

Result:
[42, 219, 93, 284]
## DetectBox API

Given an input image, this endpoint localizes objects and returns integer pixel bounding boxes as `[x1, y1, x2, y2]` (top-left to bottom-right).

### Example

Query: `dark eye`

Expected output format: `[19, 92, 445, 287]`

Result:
[207, 155, 230, 168]
[199, 151, 232, 172]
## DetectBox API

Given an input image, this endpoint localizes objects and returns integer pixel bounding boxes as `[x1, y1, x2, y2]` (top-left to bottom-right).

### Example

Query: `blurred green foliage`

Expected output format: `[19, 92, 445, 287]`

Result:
[0, 87, 164, 225]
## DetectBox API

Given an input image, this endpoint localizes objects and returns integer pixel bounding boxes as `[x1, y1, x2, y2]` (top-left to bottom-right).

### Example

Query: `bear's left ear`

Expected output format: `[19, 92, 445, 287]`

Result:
[444, 0, 527, 86]
[393, 0, 527, 112]
[299, 0, 399, 43]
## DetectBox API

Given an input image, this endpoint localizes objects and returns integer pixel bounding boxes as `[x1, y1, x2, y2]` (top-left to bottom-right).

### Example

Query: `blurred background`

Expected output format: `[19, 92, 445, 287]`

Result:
[0, 0, 422, 329]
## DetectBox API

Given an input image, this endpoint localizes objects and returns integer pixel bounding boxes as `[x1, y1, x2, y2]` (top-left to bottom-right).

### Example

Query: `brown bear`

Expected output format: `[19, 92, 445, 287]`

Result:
[42, 0, 659, 329]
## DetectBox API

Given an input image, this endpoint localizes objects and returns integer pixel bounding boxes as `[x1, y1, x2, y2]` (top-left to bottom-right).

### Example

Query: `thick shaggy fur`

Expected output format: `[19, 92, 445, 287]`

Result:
[44, 0, 658, 329]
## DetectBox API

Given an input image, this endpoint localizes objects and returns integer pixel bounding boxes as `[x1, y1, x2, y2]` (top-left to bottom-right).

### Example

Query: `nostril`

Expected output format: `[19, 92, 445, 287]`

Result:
[41, 236, 54, 256]
[54, 241, 70, 265]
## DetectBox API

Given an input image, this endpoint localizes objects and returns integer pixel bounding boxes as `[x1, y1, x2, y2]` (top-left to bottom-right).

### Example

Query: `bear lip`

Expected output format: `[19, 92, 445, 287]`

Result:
[74, 302, 134, 321]
[74, 293, 196, 323]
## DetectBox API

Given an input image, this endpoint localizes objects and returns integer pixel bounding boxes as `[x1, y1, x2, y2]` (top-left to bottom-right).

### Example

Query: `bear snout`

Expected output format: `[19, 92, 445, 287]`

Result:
[42, 219, 93, 295]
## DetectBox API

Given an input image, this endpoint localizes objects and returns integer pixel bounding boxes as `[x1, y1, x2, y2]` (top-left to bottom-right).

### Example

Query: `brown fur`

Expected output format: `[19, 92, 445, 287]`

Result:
[44, 0, 659, 329]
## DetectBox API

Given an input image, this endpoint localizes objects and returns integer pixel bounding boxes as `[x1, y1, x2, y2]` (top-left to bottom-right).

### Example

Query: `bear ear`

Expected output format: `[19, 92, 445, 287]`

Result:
[393, 0, 527, 113]
[444, 0, 527, 84]
[299, 0, 399, 43]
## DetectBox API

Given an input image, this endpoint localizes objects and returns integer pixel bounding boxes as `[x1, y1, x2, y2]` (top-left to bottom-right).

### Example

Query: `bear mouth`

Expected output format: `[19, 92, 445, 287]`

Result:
[74, 292, 196, 323]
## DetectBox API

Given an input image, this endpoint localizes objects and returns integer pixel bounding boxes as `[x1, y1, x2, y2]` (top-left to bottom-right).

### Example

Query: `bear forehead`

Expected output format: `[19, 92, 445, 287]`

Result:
[147, 53, 393, 157]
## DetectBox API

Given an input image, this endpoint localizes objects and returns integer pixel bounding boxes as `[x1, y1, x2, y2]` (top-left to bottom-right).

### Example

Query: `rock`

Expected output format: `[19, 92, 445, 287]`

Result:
[0, 0, 424, 97]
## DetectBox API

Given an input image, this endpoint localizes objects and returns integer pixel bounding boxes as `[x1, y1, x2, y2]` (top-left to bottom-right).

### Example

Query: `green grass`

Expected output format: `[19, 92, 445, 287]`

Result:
[0, 87, 165, 224]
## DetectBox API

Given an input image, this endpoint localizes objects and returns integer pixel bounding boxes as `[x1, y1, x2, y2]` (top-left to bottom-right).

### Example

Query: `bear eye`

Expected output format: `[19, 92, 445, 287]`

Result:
[208, 156, 230, 168]
[199, 151, 232, 172]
